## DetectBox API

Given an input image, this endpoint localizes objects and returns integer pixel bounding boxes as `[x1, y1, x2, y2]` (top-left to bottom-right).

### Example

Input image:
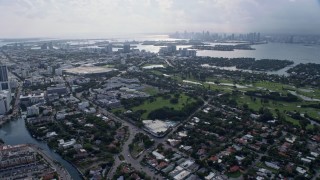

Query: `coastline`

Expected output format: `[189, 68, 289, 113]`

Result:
[24, 118, 85, 180]
[0, 117, 84, 180]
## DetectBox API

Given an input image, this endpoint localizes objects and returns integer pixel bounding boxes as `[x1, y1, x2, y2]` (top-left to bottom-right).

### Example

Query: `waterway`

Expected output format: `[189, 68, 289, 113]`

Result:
[0, 118, 82, 180]
[2, 36, 320, 65]
[197, 42, 320, 64]
[135, 41, 320, 65]
[134, 41, 320, 76]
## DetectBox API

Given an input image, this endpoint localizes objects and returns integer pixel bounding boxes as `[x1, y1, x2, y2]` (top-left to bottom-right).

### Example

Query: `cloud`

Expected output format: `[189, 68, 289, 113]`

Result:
[0, 0, 319, 38]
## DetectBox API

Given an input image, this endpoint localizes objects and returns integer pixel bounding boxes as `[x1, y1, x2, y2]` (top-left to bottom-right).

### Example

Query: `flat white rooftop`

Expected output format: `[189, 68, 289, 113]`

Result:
[143, 120, 170, 134]
[64, 66, 116, 75]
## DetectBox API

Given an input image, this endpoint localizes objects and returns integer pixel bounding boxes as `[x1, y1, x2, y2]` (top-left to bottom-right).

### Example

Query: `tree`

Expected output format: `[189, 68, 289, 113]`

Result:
[259, 108, 273, 122]
[157, 143, 164, 151]
[83, 143, 93, 151]
[299, 119, 310, 130]
[243, 104, 249, 110]
[170, 98, 179, 104]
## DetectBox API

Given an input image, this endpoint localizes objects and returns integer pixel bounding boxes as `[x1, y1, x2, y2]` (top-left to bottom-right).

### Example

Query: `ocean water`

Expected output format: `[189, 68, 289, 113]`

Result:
[1, 35, 320, 64]
[131, 36, 320, 64]
[197, 43, 320, 64]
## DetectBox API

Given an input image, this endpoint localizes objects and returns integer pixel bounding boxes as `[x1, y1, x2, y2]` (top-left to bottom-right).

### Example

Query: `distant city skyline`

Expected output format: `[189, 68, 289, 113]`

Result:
[0, 0, 320, 38]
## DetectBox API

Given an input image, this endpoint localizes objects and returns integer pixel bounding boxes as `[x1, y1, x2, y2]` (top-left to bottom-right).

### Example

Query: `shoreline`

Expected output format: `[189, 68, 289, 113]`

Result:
[24, 119, 85, 180]
[0, 116, 84, 180]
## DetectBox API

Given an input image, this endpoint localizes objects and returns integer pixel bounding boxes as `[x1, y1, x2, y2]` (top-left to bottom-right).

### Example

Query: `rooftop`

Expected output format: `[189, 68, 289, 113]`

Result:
[64, 66, 116, 75]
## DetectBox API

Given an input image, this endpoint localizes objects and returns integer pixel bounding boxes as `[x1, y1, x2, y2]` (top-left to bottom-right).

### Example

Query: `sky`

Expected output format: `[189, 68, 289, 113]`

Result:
[0, 0, 320, 38]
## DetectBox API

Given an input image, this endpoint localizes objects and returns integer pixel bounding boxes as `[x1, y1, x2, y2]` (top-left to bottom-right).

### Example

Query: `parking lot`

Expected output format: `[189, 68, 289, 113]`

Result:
[0, 162, 54, 179]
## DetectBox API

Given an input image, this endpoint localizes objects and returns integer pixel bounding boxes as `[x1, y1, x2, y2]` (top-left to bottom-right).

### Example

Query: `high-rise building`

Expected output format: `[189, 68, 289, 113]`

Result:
[0, 66, 8, 82]
[167, 45, 177, 53]
[21, 69, 29, 78]
[47, 66, 53, 75]
[0, 66, 9, 91]
[123, 44, 130, 53]
[289, 35, 294, 43]
[106, 44, 113, 53]
[121, 59, 126, 65]
[0, 90, 11, 115]
[48, 42, 53, 50]
[55, 68, 63, 76]
[41, 43, 48, 50]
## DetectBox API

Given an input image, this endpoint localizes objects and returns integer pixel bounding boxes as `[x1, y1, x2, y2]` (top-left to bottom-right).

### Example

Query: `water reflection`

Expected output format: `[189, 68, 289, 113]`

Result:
[0, 118, 82, 180]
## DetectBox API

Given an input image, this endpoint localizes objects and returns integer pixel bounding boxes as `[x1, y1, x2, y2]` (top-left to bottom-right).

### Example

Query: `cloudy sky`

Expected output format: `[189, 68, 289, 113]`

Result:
[0, 0, 319, 38]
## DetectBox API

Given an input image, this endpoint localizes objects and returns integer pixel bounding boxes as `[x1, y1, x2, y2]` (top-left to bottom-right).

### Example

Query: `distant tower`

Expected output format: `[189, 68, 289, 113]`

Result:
[289, 35, 294, 43]
[123, 44, 130, 53]
[168, 45, 176, 53]
[48, 42, 53, 49]
[47, 66, 53, 75]
[0, 65, 11, 114]
[41, 43, 48, 50]
[106, 44, 113, 53]
[0, 90, 11, 115]
[0, 65, 10, 91]
[121, 59, 126, 65]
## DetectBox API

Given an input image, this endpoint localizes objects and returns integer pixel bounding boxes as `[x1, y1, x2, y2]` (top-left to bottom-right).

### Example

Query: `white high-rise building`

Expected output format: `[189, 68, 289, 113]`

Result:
[0, 90, 11, 115]
[0, 66, 10, 91]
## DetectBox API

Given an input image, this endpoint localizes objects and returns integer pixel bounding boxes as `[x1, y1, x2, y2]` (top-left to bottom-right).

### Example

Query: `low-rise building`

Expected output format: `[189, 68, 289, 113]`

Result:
[152, 151, 165, 160]
[27, 105, 40, 116]
[0, 144, 36, 168]
[58, 139, 76, 149]
[78, 101, 89, 110]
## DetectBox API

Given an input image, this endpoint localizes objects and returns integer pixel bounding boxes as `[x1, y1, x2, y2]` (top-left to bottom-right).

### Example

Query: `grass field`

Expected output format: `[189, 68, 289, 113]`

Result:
[150, 70, 164, 76]
[235, 94, 320, 127]
[253, 81, 293, 93]
[234, 82, 320, 128]
[111, 107, 126, 113]
[148, 70, 320, 128]
[132, 93, 196, 119]
[143, 86, 159, 96]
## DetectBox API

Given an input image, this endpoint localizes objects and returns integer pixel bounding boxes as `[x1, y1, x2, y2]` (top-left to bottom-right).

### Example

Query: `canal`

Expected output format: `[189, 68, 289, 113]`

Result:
[0, 118, 82, 180]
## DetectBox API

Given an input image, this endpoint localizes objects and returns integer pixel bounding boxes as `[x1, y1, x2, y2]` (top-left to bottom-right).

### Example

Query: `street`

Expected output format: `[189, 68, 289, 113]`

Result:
[104, 98, 211, 179]
[76, 90, 211, 179]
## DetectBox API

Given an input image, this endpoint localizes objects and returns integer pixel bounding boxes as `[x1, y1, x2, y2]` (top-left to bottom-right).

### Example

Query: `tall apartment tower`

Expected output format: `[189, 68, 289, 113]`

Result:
[106, 44, 113, 53]
[0, 65, 9, 91]
[123, 44, 130, 53]
[0, 65, 11, 115]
